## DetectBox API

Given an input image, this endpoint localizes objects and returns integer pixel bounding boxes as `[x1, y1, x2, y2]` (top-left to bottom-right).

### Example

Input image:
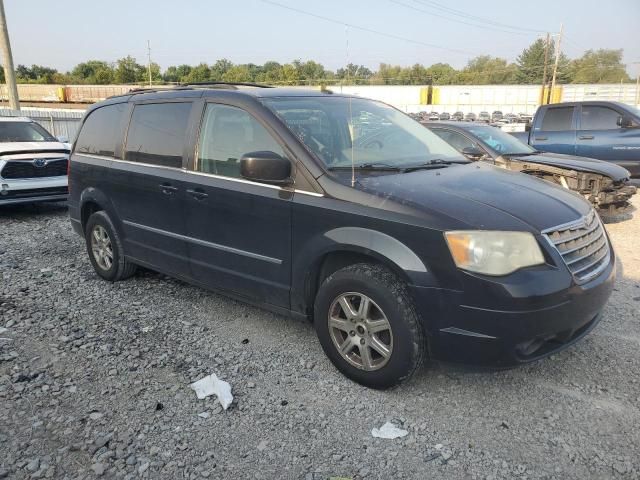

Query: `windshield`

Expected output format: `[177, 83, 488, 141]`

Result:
[262, 96, 465, 168]
[0, 121, 56, 142]
[465, 126, 535, 155]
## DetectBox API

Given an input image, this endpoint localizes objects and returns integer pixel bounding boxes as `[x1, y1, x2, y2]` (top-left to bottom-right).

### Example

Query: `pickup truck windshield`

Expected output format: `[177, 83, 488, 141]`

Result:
[465, 125, 536, 155]
[0, 121, 56, 142]
[262, 96, 465, 168]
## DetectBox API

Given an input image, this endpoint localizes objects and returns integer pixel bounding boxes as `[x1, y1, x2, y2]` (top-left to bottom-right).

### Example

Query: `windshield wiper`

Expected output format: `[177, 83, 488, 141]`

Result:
[328, 163, 403, 171]
[401, 158, 469, 173]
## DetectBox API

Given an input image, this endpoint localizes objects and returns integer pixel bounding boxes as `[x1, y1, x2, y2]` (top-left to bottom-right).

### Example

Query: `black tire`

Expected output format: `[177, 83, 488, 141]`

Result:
[84, 211, 137, 281]
[314, 263, 426, 389]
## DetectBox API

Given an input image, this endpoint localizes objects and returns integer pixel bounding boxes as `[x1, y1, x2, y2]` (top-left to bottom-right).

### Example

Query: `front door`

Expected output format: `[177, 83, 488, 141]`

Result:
[183, 102, 293, 308]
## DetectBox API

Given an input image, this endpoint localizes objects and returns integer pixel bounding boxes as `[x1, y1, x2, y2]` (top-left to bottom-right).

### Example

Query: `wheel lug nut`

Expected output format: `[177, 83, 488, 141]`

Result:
[349, 331, 355, 336]
[360, 338, 365, 345]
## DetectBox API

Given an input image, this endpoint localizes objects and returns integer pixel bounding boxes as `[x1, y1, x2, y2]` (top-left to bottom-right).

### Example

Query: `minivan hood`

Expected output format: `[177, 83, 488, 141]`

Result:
[0, 141, 69, 156]
[507, 151, 630, 180]
[353, 162, 591, 232]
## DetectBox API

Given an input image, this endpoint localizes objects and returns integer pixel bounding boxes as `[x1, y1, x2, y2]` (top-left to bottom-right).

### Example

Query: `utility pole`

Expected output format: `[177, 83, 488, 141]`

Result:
[146, 40, 152, 86]
[0, 0, 19, 110]
[541, 32, 550, 104]
[549, 23, 563, 104]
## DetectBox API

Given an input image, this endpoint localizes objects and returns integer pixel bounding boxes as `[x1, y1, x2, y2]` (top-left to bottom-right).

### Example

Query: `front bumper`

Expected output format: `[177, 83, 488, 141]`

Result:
[410, 248, 616, 367]
[0, 176, 68, 205]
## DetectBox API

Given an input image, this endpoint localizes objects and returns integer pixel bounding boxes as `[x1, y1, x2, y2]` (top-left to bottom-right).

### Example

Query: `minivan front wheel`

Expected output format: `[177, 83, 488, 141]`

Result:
[314, 263, 426, 389]
[85, 211, 137, 281]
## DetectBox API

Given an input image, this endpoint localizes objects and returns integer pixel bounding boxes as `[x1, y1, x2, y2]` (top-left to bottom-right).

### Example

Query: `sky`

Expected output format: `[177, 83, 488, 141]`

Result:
[6, 0, 640, 77]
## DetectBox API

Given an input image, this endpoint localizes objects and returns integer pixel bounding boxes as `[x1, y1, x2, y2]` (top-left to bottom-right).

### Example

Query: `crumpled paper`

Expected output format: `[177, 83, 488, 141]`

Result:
[189, 373, 233, 410]
[371, 421, 408, 439]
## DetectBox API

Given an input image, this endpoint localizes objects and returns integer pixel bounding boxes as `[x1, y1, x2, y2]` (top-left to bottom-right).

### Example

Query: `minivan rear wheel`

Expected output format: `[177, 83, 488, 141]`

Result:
[314, 263, 426, 389]
[85, 211, 137, 281]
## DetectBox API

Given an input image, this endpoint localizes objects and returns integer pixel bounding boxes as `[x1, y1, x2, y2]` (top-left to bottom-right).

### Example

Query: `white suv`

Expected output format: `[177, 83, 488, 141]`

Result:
[0, 117, 69, 205]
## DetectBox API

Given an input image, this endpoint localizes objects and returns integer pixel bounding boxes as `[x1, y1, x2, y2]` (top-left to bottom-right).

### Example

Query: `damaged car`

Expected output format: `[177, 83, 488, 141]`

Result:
[424, 121, 636, 222]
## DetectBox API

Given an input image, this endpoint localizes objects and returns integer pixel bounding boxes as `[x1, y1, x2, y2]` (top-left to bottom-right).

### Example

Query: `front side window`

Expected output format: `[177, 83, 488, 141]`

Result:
[262, 97, 464, 168]
[431, 129, 477, 152]
[124, 102, 192, 168]
[76, 103, 127, 157]
[580, 106, 621, 130]
[465, 126, 535, 155]
[541, 107, 574, 131]
[197, 103, 286, 178]
[0, 121, 56, 143]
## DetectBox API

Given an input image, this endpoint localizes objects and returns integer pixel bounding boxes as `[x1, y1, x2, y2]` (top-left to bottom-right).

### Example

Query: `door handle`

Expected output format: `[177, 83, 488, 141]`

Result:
[534, 136, 548, 141]
[186, 188, 209, 200]
[579, 135, 594, 140]
[160, 183, 178, 195]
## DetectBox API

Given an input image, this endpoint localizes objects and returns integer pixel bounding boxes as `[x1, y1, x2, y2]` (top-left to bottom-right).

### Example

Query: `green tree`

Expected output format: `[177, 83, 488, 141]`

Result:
[71, 60, 114, 84]
[183, 63, 211, 83]
[457, 56, 517, 84]
[163, 64, 193, 83]
[569, 49, 630, 83]
[210, 59, 233, 81]
[336, 64, 373, 84]
[16, 64, 58, 83]
[515, 39, 548, 84]
[222, 64, 252, 82]
[114, 56, 144, 83]
[424, 63, 457, 85]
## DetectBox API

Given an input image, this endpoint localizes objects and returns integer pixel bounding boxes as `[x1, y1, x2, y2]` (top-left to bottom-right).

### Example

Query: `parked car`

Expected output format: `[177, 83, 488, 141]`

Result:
[504, 113, 519, 123]
[426, 121, 636, 222]
[439, 112, 451, 121]
[464, 112, 477, 122]
[510, 101, 640, 179]
[477, 111, 491, 123]
[0, 117, 69, 205]
[69, 85, 615, 389]
[428, 111, 440, 121]
[451, 111, 464, 121]
[518, 112, 533, 124]
[491, 110, 504, 122]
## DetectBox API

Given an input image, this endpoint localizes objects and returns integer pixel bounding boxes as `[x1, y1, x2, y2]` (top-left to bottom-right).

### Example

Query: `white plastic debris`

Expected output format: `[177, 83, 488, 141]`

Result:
[371, 422, 409, 439]
[197, 412, 210, 419]
[189, 373, 233, 410]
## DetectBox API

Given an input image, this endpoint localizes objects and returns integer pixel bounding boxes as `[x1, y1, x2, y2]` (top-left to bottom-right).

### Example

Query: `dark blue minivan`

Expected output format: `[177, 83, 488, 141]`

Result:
[68, 85, 615, 389]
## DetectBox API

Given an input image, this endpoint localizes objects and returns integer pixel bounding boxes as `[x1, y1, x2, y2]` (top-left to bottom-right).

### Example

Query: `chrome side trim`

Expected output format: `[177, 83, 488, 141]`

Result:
[122, 220, 282, 265]
[74, 153, 324, 197]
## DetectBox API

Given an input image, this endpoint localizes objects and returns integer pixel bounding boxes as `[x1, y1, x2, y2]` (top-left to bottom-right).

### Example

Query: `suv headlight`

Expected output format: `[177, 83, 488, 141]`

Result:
[445, 231, 544, 276]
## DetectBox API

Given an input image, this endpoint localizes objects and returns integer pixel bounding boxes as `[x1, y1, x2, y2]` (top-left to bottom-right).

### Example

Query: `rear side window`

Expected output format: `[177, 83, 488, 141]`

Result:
[124, 103, 192, 168]
[75, 103, 127, 157]
[431, 129, 476, 152]
[580, 106, 621, 130]
[541, 107, 574, 131]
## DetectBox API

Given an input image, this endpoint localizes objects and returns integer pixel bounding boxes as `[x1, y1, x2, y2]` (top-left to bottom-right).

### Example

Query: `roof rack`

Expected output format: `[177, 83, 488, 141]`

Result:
[179, 82, 274, 89]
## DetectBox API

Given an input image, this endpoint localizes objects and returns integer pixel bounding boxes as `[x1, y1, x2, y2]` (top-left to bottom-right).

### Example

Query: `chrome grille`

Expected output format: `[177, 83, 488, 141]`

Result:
[1, 158, 68, 179]
[544, 210, 610, 283]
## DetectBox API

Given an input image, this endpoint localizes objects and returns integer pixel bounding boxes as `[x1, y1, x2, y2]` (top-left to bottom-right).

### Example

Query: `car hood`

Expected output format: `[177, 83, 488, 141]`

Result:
[506, 151, 630, 180]
[352, 162, 591, 232]
[0, 141, 69, 156]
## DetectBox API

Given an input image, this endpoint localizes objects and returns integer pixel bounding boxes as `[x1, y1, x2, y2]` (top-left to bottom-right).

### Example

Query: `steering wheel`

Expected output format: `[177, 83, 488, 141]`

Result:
[363, 139, 384, 150]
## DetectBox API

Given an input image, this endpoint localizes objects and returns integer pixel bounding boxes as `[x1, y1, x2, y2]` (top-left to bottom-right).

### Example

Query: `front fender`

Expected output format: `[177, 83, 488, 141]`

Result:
[291, 226, 438, 315]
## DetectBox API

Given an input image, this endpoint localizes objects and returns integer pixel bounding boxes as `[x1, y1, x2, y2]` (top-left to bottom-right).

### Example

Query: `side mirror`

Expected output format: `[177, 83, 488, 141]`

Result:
[617, 116, 633, 128]
[461, 146, 485, 160]
[56, 135, 69, 143]
[240, 151, 292, 185]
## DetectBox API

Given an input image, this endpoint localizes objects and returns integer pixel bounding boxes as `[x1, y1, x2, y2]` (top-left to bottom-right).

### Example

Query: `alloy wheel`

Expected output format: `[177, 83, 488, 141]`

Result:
[90, 225, 113, 271]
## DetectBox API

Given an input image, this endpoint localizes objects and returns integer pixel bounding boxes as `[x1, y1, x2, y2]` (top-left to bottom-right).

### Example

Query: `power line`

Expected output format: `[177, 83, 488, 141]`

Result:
[390, 0, 535, 36]
[257, 0, 479, 56]
[411, 0, 547, 34]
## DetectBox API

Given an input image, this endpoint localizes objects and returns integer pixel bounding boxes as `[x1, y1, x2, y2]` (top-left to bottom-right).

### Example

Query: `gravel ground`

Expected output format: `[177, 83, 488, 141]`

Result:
[1, 198, 639, 480]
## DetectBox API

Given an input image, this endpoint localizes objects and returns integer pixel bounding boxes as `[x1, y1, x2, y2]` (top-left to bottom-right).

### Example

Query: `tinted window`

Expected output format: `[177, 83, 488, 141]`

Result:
[197, 104, 285, 178]
[541, 107, 574, 131]
[431, 129, 477, 152]
[75, 103, 127, 157]
[125, 103, 191, 168]
[580, 106, 621, 130]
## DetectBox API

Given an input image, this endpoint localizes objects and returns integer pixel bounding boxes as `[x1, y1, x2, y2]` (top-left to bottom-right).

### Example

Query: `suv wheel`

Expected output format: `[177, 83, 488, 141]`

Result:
[314, 263, 426, 389]
[85, 211, 137, 281]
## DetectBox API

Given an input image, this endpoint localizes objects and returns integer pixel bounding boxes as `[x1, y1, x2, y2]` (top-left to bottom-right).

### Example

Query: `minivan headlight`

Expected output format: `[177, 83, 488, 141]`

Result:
[444, 231, 544, 276]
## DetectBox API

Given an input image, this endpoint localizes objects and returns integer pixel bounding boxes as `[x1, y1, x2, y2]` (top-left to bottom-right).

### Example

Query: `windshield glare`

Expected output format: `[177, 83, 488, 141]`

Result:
[0, 121, 56, 142]
[262, 97, 466, 168]
[465, 126, 535, 155]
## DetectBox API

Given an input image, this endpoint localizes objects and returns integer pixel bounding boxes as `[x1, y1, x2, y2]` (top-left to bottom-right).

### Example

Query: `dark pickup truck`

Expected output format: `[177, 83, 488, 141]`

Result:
[511, 101, 640, 179]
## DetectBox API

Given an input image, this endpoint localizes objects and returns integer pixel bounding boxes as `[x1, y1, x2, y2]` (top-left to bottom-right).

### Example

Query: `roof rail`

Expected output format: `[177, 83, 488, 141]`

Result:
[179, 82, 273, 89]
